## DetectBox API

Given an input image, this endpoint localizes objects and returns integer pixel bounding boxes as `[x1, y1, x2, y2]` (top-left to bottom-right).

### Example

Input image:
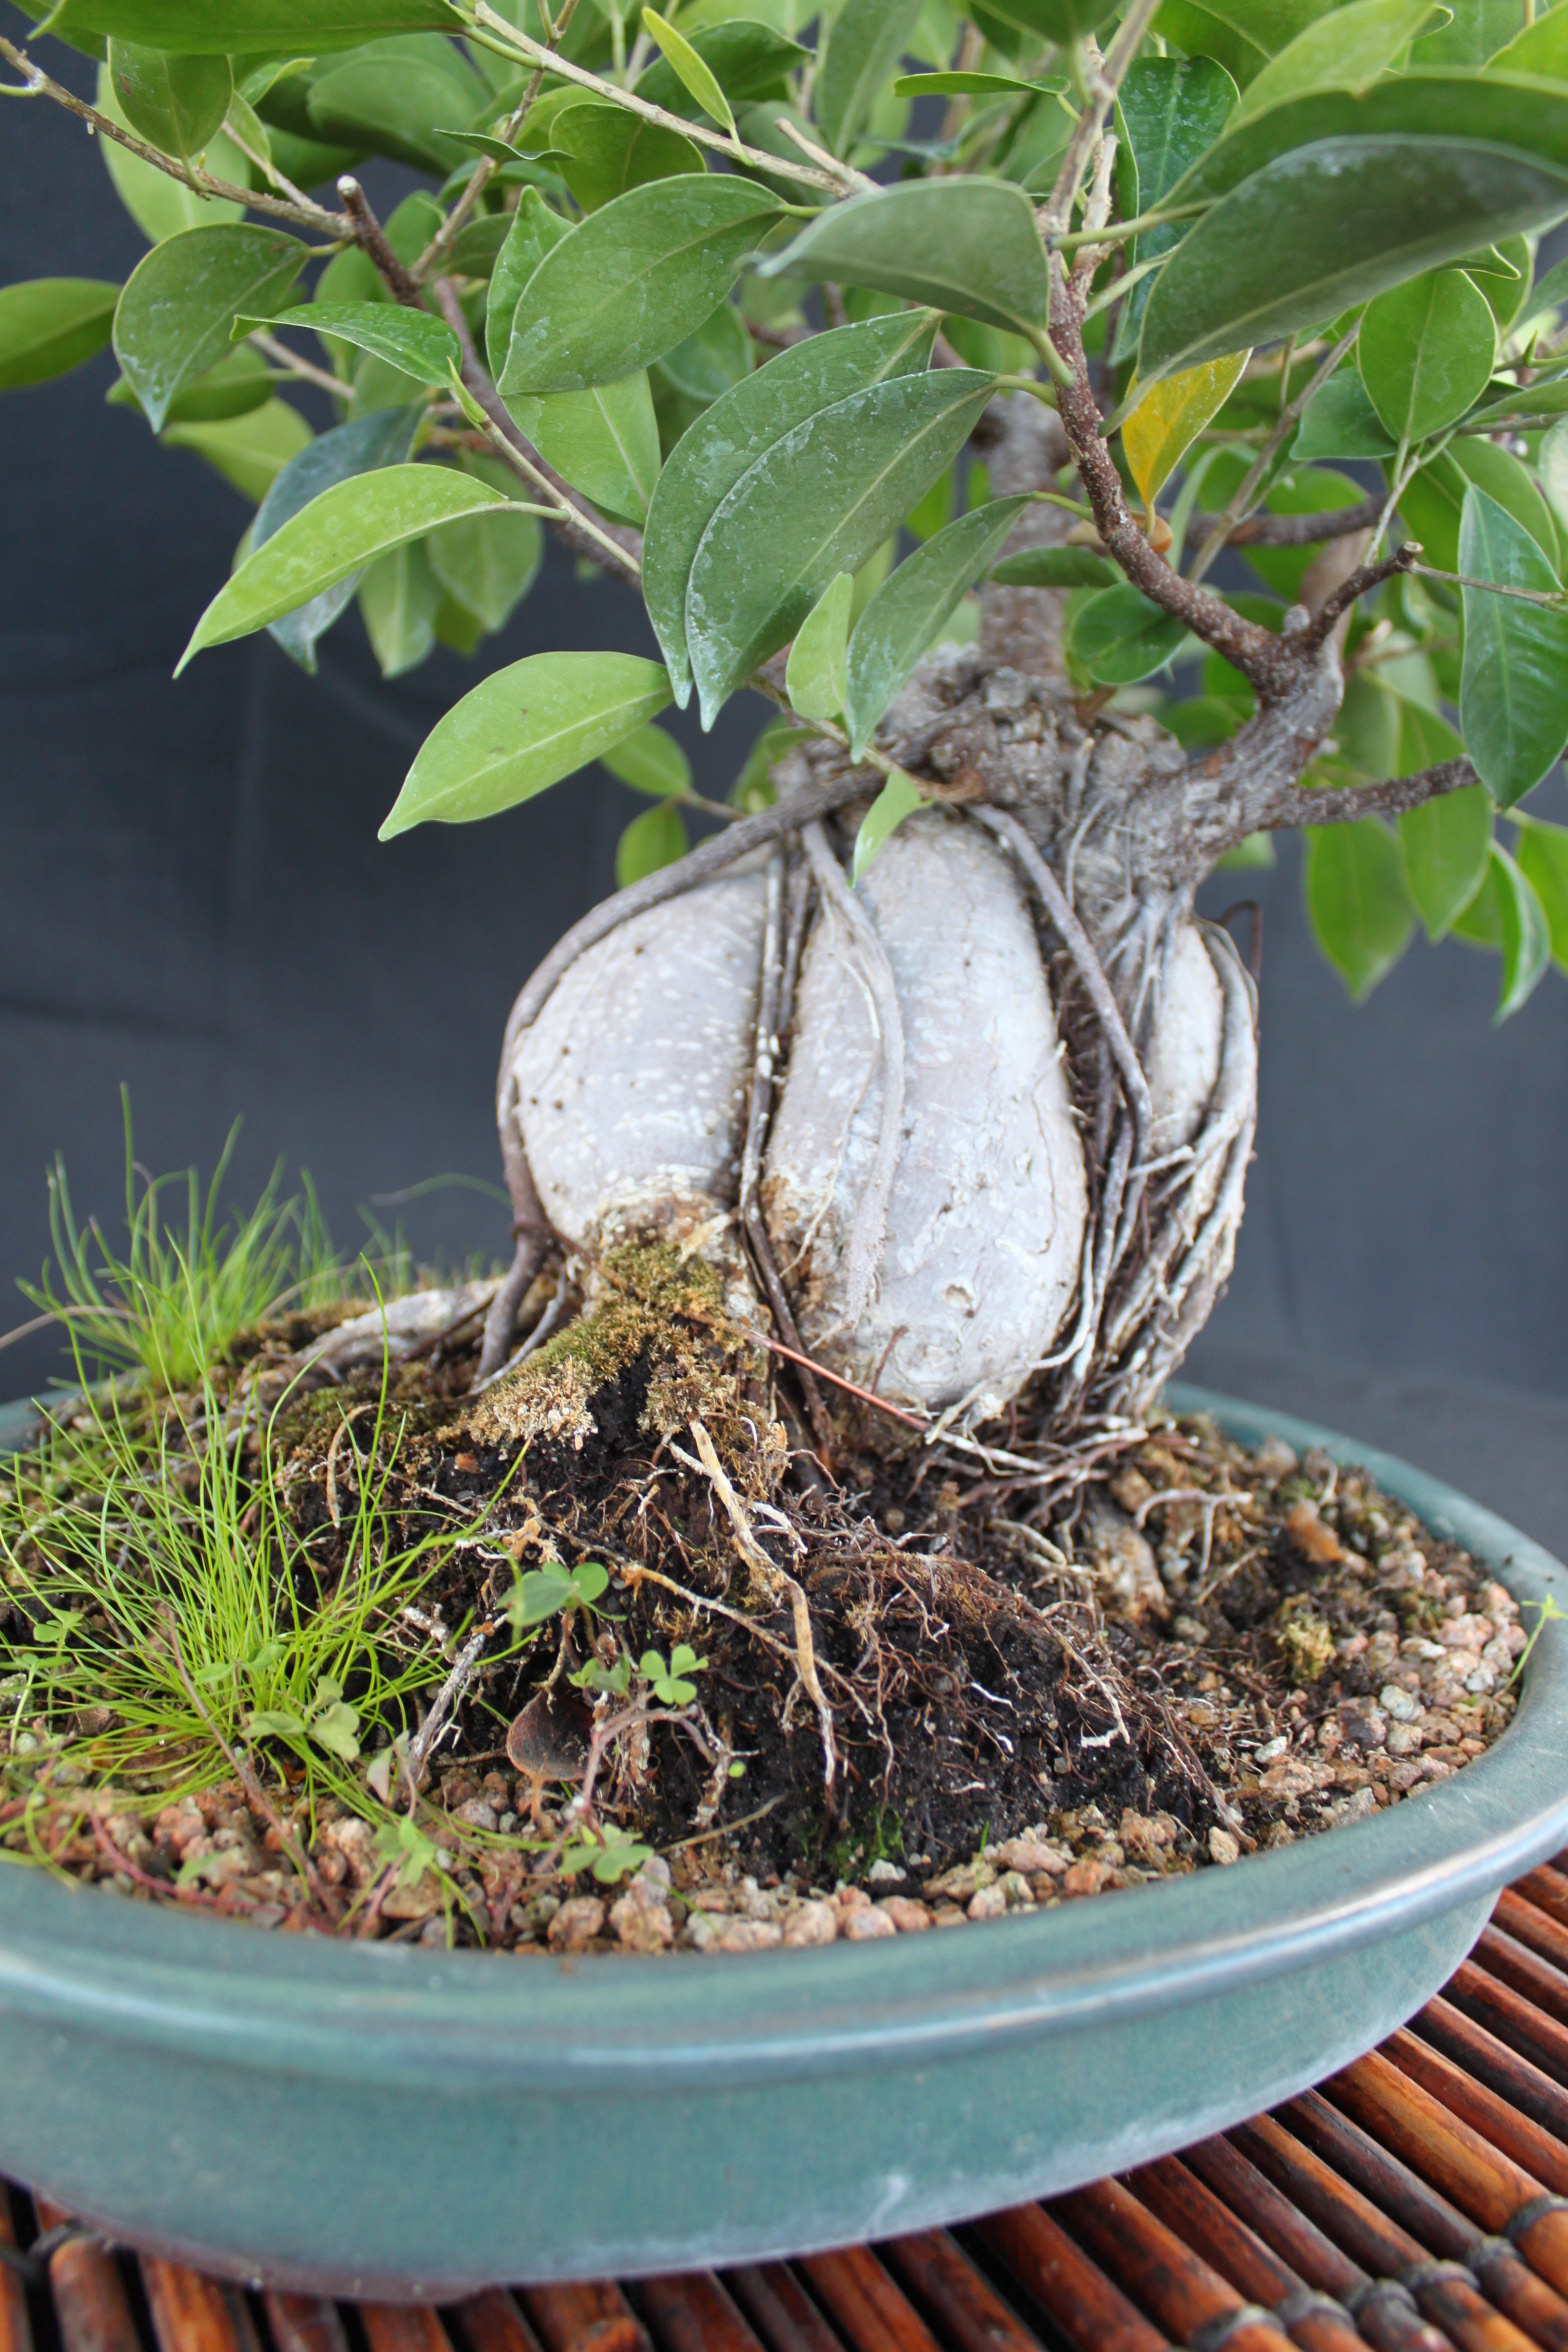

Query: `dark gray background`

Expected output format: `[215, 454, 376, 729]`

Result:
[6, 35, 1568, 1550]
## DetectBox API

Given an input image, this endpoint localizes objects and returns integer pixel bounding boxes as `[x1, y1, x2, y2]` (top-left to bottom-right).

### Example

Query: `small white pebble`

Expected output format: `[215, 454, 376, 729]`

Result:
[1208, 1827, 1241, 1866]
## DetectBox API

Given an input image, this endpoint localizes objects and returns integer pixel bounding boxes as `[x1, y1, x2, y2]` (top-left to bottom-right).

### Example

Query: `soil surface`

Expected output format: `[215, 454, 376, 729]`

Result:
[0, 1263, 1525, 1954]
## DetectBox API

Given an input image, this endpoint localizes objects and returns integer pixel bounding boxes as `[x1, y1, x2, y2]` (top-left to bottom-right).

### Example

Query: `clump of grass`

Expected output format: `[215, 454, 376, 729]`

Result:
[15, 1092, 352, 1394]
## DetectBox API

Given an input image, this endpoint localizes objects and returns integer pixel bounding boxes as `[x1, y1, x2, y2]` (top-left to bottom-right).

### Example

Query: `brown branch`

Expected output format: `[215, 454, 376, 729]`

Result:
[1051, 277, 1293, 697]
[1265, 757, 1479, 833]
[337, 176, 424, 305]
[1297, 542, 1419, 651]
[1226, 497, 1385, 550]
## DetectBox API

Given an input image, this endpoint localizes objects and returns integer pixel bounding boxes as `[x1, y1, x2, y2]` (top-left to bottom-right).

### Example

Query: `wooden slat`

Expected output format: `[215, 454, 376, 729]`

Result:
[518, 2284, 649, 2352]
[360, 2309, 454, 2352]
[880, 2230, 1043, 2352]
[264, 2295, 351, 2352]
[798, 2246, 944, 2352]
[1055, 2179, 1296, 2352]
[1512, 1872, 1568, 1935]
[725, 2264, 842, 2352]
[1495, 1895, 1568, 1982]
[637, 2275, 764, 2352]
[1416, 1998, 1568, 2149]
[0, 2186, 33, 2352]
[1447, 1963, 1568, 2094]
[973, 2206, 1172, 2352]
[456, 2289, 548, 2352]
[1386, 2031, 1568, 2200]
[1132, 2156, 1370, 2352]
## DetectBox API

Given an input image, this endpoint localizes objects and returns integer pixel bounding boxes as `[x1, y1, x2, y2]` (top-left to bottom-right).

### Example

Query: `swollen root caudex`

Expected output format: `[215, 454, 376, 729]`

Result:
[491, 644, 1259, 1435]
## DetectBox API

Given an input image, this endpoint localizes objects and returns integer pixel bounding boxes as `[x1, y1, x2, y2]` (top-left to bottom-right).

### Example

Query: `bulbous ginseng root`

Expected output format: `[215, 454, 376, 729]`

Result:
[503, 807, 1257, 1425]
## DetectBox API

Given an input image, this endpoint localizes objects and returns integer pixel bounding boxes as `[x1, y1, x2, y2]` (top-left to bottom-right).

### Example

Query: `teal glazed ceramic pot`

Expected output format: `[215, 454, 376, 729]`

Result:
[0, 1385, 1565, 2299]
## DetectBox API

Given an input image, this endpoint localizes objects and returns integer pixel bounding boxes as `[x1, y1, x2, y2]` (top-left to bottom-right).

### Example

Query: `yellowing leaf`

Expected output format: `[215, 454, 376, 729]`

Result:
[1121, 351, 1250, 510]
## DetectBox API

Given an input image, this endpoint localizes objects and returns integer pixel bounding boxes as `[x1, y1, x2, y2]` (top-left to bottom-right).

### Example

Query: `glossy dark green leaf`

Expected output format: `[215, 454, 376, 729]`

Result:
[1459, 485, 1568, 807]
[305, 36, 490, 173]
[894, 70, 1057, 98]
[359, 539, 441, 678]
[615, 800, 690, 887]
[816, 0, 922, 158]
[759, 178, 1051, 340]
[1513, 817, 1568, 972]
[1112, 55, 1239, 363]
[109, 340, 272, 421]
[1144, 136, 1568, 382]
[1414, 0, 1527, 63]
[1304, 817, 1414, 998]
[1399, 438, 1559, 575]
[1398, 782, 1493, 937]
[517, 375, 663, 526]
[1451, 841, 1551, 1016]
[179, 464, 518, 665]
[444, 214, 512, 279]
[844, 498, 1027, 755]
[107, 40, 231, 159]
[654, 301, 751, 404]
[981, 0, 1120, 35]
[1070, 585, 1188, 685]
[427, 459, 544, 634]
[600, 723, 692, 799]
[239, 302, 459, 386]
[113, 226, 306, 434]
[1151, 0, 1338, 88]
[642, 310, 937, 705]
[989, 545, 1119, 589]
[633, 21, 806, 116]
[501, 177, 781, 397]
[48, 0, 452, 47]
[252, 401, 423, 672]
[0, 279, 119, 392]
[1359, 268, 1497, 442]
[95, 63, 246, 242]
[548, 102, 703, 212]
[380, 652, 673, 835]
[1293, 366, 1397, 459]
[1239, 0, 1440, 116]
[685, 366, 996, 726]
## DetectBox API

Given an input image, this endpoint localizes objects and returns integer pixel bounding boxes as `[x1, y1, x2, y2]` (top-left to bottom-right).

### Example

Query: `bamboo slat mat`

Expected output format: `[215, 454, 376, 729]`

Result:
[11, 1863, 1568, 2352]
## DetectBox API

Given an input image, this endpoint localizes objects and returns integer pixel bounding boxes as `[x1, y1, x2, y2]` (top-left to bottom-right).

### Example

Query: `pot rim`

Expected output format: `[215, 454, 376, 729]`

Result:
[2, 1381, 1565, 2095]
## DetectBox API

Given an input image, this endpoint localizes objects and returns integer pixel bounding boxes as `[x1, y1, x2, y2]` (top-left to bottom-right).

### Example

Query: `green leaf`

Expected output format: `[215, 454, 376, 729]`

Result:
[241, 302, 458, 386]
[1451, 841, 1552, 1016]
[989, 545, 1118, 588]
[1513, 817, 1568, 972]
[685, 367, 996, 727]
[95, 62, 246, 243]
[1358, 269, 1496, 444]
[485, 187, 567, 380]
[655, 301, 752, 404]
[426, 458, 544, 634]
[445, 213, 512, 280]
[110, 340, 273, 422]
[1492, 8, 1568, 72]
[983, 0, 1119, 36]
[380, 651, 674, 836]
[1538, 415, 1568, 545]
[642, 310, 937, 705]
[851, 768, 926, 883]
[894, 70, 1059, 98]
[513, 375, 664, 526]
[1399, 784, 1493, 938]
[1112, 55, 1240, 363]
[501, 177, 782, 397]
[113, 224, 306, 433]
[1214, 830, 1277, 868]
[844, 497, 1027, 756]
[785, 571, 854, 723]
[1239, 0, 1444, 117]
[816, 0, 923, 158]
[1414, 0, 1528, 63]
[1304, 817, 1415, 997]
[179, 464, 518, 666]
[0, 279, 119, 392]
[161, 396, 311, 501]
[1400, 438, 1559, 575]
[758, 178, 1051, 340]
[52, 0, 453, 48]
[634, 21, 807, 117]
[304, 36, 491, 173]
[616, 800, 690, 885]
[549, 102, 705, 212]
[641, 6, 736, 135]
[1293, 366, 1397, 459]
[1142, 136, 1568, 384]
[1459, 485, 1568, 807]
[1070, 585, 1188, 685]
[1151, 0, 1341, 89]
[108, 40, 232, 159]
[599, 723, 692, 798]
[252, 402, 423, 673]
[359, 540, 442, 678]
[1123, 354, 1252, 508]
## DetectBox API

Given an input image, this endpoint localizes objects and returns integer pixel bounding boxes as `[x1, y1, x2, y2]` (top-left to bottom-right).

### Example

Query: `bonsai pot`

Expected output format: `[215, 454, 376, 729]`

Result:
[0, 1385, 1564, 2301]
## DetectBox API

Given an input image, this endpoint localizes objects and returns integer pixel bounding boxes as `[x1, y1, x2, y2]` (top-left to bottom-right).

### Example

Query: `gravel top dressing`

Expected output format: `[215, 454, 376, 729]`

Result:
[1, 1259, 1524, 1959]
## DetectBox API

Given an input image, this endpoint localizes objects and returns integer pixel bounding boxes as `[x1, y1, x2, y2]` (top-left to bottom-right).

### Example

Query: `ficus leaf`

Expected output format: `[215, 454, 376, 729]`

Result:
[852, 769, 926, 885]
[426, 460, 544, 635]
[786, 571, 854, 724]
[1070, 585, 1188, 685]
[642, 310, 938, 705]
[1238, 0, 1445, 118]
[1398, 783, 1493, 939]
[359, 540, 441, 679]
[178, 464, 519, 666]
[844, 497, 1028, 757]
[108, 40, 232, 159]
[641, 7, 735, 136]
[815, 0, 923, 158]
[1150, 0, 1347, 91]
[1459, 487, 1568, 809]
[758, 178, 1052, 341]
[95, 63, 246, 243]
[989, 545, 1118, 589]
[1112, 55, 1240, 363]
[380, 652, 673, 836]
[685, 367, 997, 727]
[616, 800, 690, 886]
[1293, 367, 1397, 460]
[1451, 841, 1552, 1018]
[548, 103, 704, 213]
[509, 374, 663, 528]
[114, 224, 307, 433]
[1399, 439, 1560, 576]
[0, 279, 119, 392]
[303, 36, 492, 174]
[1513, 818, 1568, 973]
[655, 301, 752, 405]
[500, 177, 783, 397]
[238, 302, 459, 386]
[1304, 817, 1415, 999]
[161, 396, 311, 503]
[110, 340, 272, 422]
[599, 723, 692, 799]
[894, 70, 1058, 98]
[633, 20, 806, 116]
[49, 0, 453, 49]
[251, 402, 424, 674]
[1122, 353, 1251, 510]
[1357, 269, 1496, 444]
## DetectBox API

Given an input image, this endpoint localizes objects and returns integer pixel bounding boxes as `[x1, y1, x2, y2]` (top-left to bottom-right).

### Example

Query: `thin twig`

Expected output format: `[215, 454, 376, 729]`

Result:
[406, 1619, 497, 1790]
[415, 0, 583, 281]
[1039, 0, 1161, 237]
[739, 1326, 928, 1432]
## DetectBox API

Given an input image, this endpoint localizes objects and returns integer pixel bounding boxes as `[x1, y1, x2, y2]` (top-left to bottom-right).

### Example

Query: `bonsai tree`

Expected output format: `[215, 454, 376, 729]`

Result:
[8, 0, 1568, 1449]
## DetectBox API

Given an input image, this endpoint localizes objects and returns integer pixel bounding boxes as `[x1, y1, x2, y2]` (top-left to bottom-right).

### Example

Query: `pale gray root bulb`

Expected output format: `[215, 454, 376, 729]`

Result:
[1142, 919, 1225, 1160]
[511, 866, 768, 1255]
[763, 809, 1088, 1415]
